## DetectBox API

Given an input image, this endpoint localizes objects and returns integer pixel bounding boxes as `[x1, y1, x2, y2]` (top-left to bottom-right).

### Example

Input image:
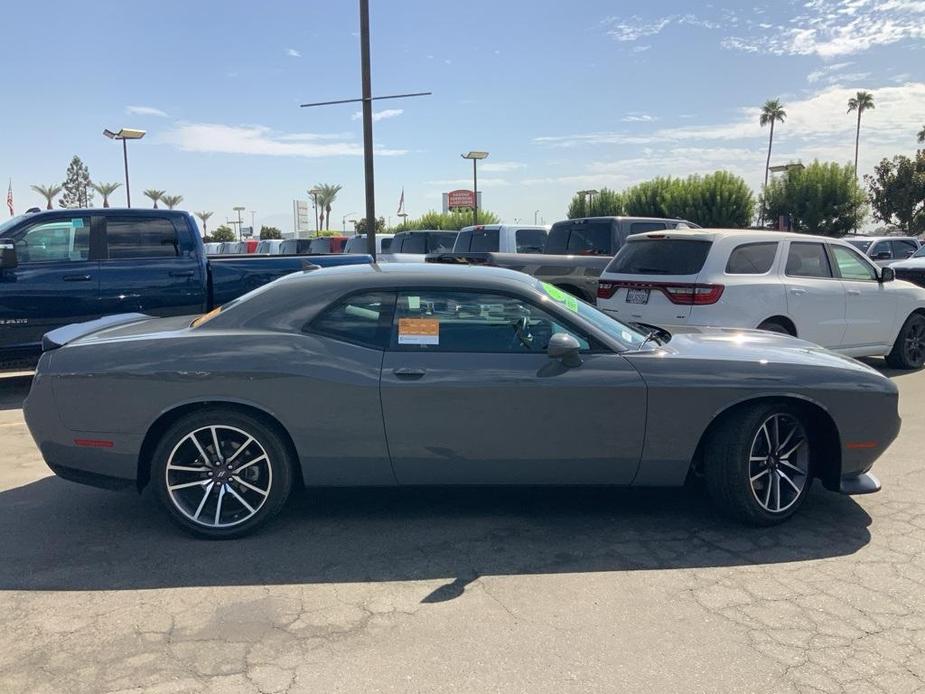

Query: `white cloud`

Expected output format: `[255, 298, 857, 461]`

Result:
[807, 62, 853, 84]
[163, 123, 407, 157]
[286, 48, 302, 58]
[602, 13, 719, 42]
[622, 113, 657, 123]
[350, 108, 403, 122]
[126, 105, 168, 118]
[723, 0, 925, 57]
[481, 161, 526, 172]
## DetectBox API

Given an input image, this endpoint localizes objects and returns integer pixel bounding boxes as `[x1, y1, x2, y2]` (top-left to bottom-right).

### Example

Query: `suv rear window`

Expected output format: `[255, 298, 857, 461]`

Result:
[455, 228, 499, 252]
[606, 239, 712, 276]
[725, 242, 778, 274]
[546, 221, 613, 255]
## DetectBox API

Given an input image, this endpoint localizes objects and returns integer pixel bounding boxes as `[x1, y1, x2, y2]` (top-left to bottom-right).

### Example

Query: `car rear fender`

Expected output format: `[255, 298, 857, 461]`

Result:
[41, 313, 150, 352]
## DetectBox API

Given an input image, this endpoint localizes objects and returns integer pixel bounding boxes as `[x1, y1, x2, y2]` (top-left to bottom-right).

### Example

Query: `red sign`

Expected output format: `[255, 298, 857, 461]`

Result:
[447, 189, 476, 209]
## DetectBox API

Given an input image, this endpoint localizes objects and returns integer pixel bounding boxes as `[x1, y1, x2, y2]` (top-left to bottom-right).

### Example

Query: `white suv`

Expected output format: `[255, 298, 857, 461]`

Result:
[596, 229, 925, 369]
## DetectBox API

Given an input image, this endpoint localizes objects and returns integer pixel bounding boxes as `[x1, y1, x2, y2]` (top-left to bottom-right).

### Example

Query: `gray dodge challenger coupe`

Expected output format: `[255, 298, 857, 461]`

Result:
[24, 263, 899, 538]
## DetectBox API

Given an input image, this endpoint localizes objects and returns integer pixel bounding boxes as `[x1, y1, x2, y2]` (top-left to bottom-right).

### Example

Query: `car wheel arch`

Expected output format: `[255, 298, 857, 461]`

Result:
[757, 316, 797, 337]
[690, 395, 841, 491]
[136, 400, 302, 493]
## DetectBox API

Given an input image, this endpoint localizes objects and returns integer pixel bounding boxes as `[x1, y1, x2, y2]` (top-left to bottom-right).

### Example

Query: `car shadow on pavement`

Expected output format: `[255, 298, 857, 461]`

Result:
[0, 477, 871, 601]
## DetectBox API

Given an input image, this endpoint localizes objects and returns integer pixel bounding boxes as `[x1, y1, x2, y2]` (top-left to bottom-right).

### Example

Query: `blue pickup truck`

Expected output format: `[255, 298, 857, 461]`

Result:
[0, 208, 370, 364]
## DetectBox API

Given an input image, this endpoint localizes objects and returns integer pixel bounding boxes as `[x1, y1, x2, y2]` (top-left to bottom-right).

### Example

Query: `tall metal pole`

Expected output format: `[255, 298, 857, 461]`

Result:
[122, 138, 131, 207]
[472, 158, 478, 226]
[359, 0, 377, 260]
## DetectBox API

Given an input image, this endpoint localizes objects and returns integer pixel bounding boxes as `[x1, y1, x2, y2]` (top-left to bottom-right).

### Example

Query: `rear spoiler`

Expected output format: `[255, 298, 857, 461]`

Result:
[42, 313, 150, 351]
[425, 252, 493, 265]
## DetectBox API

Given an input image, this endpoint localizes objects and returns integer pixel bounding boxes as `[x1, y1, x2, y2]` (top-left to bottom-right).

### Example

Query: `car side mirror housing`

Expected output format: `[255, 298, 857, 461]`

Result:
[547, 332, 582, 367]
[0, 242, 17, 270]
[875, 251, 892, 260]
[880, 266, 895, 283]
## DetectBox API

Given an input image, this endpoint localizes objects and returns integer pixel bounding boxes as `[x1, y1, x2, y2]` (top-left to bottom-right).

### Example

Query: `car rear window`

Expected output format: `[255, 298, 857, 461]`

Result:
[106, 217, 180, 259]
[546, 221, 613, 255]
[455, 228, 499, 252]
[515, 229, 547, 253]
[725, 242, 778, 274]
[846, 239, 872, 253]
[606, 239, 712, 276]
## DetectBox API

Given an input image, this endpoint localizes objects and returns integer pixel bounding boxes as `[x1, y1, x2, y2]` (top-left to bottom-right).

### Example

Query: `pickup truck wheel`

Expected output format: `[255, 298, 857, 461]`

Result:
[151, 409, 293, 539]
[704, 403, 812, 525]
[885, 313, 925, 370]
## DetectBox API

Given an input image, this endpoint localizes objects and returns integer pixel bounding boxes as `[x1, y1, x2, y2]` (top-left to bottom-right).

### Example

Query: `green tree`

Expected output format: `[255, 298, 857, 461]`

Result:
[144, 189, 165, 208]
[761, 161, 867, 236]
[566, 187, 624, 218]
[395, 209, 500, 231]
[211, 225, 235, 242]
[312, 183, 342, 231]
[665, 171, 755, 228]
[847, 90, 875, 175]
[354, 216, 386, 234]
[91, 181, 121, 208]
[59, 155, 93, 208]
[622, 177, 675, 218]
[195, 211, 213, 237]
[865, 152, 925, 234]
[30, 184, 63, 210]
[259, 225, 283, 239]
[760, 99, 787, 189]
[161, 194, 184, 209]
[917, 125, 925, 144]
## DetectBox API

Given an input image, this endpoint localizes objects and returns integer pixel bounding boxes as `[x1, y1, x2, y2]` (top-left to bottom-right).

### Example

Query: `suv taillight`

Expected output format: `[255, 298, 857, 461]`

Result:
[597, 281, 617, 299]
[597, 281, 724, 305]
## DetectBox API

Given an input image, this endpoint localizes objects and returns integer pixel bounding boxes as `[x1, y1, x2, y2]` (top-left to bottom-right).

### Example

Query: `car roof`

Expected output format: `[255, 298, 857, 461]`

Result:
[281, 261, 541, 290]
[626, 228, 861, 244]
[844, 235, 918, 241]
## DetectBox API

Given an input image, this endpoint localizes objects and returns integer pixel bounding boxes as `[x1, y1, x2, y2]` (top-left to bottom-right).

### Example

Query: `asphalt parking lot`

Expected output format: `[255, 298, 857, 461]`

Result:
[1, 365, 925, 694]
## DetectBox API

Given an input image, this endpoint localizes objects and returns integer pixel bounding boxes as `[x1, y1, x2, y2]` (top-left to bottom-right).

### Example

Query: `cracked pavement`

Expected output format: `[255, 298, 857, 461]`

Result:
[1, 363, 924, 693]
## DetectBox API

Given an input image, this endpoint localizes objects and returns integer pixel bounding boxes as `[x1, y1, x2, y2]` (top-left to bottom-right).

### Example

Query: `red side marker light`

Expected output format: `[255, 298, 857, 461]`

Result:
[74, 439, 114, 448]
[846, 441, 877, 450]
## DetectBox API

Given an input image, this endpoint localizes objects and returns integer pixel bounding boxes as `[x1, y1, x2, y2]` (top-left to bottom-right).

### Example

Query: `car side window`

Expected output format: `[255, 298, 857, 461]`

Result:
[401, 234, 426, 254]
[307, 291, 396, 349]
[13, 217, 91, 264]
[892, 240, 917, 259]
[830, 245, 878, 281]
[725, 242, 778, 274]
[870, 241, 892, 260]
[785, 242, 832, 279]
[105, 217, 180, 259]
[390, 290, 591, 353]
[629, 222, 668, 234]
[515, 229, 547, 253]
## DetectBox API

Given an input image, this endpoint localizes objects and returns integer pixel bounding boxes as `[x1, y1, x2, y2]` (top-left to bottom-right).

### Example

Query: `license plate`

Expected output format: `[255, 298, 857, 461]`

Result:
[625, 288, 650, 304]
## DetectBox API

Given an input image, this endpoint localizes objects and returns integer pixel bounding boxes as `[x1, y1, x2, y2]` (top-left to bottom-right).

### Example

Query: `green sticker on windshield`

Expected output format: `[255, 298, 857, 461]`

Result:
[542, 282, 578, 312]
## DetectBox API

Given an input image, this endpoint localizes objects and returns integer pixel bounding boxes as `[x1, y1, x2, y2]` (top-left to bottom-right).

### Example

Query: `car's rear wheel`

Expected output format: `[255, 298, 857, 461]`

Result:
[885, 313, 925, 370]
[704, 403, 812, 525]
[757, 319, 794, 336]
[151, 409, 294, 539]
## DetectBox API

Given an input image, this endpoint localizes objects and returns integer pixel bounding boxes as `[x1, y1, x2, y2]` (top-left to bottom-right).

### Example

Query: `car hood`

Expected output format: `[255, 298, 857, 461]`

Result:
[890, 257, 925, 270]
[640, 325, 884, 375]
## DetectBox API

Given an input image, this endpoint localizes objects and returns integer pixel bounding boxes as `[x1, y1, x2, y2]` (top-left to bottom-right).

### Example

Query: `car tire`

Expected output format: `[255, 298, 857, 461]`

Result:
[757, 320, 793, 336]
[704, 402, 812, 525]
[885, 313, 925, 370]
[151, 408, 294, 539]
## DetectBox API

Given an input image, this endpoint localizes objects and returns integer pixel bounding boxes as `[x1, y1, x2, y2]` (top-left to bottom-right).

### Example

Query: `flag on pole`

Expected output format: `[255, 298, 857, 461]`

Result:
[6, 179, 13, 217]
[396, 187, 405, 215]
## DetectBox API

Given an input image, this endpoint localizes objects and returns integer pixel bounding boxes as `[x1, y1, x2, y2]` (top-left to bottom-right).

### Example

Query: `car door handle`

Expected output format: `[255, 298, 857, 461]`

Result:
[847, 289, 861, 296]
[790, 288, 806, 296]
[168, 270, 195, 278]
[393, 367, 426, 378]
[62, 273, 92, 282]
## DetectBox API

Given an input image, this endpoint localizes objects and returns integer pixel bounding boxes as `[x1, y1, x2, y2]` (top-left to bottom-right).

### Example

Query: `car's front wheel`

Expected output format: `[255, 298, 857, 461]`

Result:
[885, 313, 925, 370]
[151, 409, 294, 539]
[704, 403, 812, 525]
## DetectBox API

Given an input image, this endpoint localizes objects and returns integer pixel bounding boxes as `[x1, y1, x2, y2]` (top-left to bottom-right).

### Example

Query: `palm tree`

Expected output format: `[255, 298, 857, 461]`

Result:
[161, 194, 184, 210]
[144, 189, 165, 208]
[847, 90, 875, 175]
[30, 184, 63, 210]
[917, 125, 925, 144]
[195, 211, 214, 236]
[313, 183, 343, 231]
[91, 181, 122, 208]
[760, 99, 786, 189]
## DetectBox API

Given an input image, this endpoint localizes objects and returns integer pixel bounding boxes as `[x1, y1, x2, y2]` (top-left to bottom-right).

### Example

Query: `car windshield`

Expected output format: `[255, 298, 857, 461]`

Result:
[539, 281, 649, 349]
[0, 215, 24, 236]
[911, 245, 925, 258]
[846, 239, 872, 253]
[606, 239, 712, 275]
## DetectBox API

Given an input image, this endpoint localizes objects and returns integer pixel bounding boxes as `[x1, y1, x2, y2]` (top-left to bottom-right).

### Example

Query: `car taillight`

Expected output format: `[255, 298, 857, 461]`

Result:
[598, 281, 617, 299]
[662, 284, 724, 305]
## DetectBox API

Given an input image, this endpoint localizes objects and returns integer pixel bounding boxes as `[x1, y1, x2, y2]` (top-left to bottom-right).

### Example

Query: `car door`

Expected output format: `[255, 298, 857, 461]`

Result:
[379, 288, 647, 485]
[0, 214, 101, 352]
[99, 215, 206, 317]
[829, 243, 896, 349]
[782, 241, 846, 348]
[892, 239, 918, 263]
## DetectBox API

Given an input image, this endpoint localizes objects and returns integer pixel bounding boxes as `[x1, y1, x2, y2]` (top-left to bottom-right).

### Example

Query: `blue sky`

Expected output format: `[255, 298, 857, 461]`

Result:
[1, 0, 923, 232]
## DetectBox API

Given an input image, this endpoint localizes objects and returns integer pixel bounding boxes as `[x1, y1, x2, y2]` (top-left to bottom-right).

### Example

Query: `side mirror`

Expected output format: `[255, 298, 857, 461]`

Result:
[0, 242, 17, 270]
[874, 251, 892, 260]
[547, 332, 582, 368]
[880, 266, 895, 283]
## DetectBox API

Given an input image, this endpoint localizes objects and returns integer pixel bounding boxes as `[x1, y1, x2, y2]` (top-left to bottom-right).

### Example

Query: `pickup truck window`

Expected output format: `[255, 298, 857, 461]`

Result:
[893, 239, 918, 259]
[546, 221, 612, 255]
[515, 229, 547, 253]
[14, 217, 90, 263]
[105, 217, 180, 259]
[456, 228, 499, 252]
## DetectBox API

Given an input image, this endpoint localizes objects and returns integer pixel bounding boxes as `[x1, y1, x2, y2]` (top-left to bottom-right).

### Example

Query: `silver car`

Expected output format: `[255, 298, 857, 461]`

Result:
[24, 264, 899, 538]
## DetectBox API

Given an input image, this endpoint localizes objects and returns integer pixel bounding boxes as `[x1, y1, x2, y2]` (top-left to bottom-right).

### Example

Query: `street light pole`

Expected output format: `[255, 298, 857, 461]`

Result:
[122, 139, 131, 207]
[359, 0, 377, 259]
[461, 151, 489, 227]
[103, 128, 145, 208]
[233, 206, 245, 241]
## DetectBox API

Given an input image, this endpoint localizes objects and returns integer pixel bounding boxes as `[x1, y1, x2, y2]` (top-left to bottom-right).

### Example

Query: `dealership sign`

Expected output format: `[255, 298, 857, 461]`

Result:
[446, 189, 476, 209]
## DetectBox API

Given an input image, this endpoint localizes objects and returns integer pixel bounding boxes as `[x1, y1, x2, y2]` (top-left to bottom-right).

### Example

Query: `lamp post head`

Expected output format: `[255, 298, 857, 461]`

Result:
[103, 128, 146, 140]
[461, 151, 489, 160]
